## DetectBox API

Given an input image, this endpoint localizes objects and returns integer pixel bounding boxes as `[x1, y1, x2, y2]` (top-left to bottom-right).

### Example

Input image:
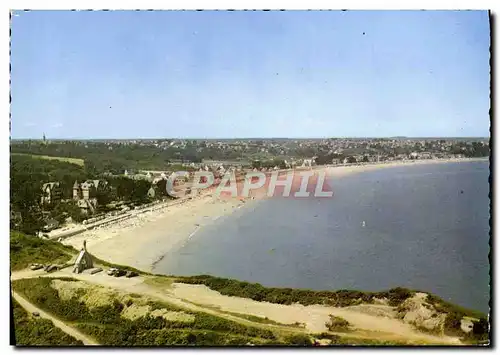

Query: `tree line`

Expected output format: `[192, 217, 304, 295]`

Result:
[11, 141, 245, 174]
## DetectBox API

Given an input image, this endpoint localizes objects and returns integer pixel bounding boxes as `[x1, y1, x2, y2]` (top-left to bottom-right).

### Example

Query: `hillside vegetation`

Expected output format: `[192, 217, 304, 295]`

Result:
[10, 231, 75, 271]
[176, 275, 416, 307]
[10, 235, 489, 346]
[12, 277, 285, 346]
[176, 275, 489, 342]
[12, 298, 83, 346]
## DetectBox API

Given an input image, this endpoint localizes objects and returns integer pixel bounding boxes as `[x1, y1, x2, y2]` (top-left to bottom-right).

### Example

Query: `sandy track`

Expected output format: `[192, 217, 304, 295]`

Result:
[12, 290, 99, 346]
[11, 269, 302, 338]
[169, 283, 461, 345]
[11, 269, 461, 345]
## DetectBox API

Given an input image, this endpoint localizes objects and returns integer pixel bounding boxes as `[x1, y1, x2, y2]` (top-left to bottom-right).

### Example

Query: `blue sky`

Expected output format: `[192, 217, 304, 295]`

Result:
[10, 10, 490, 139]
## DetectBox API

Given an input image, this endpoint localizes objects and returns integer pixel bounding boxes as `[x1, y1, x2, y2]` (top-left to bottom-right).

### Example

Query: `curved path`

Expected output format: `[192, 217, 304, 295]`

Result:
[12, 291, 99, 346]
[11, 269, 461, 345]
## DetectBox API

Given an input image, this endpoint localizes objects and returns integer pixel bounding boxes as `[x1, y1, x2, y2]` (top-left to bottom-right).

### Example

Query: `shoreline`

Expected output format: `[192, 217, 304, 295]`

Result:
[323, 156, 488, 177]
[62, 194, 260, 272]
[61, 157, 488, 272]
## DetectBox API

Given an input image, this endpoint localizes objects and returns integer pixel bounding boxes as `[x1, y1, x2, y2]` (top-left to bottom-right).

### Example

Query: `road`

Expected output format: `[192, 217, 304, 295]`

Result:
[12, 290, 99, 346]
[47, 193, 200, 241]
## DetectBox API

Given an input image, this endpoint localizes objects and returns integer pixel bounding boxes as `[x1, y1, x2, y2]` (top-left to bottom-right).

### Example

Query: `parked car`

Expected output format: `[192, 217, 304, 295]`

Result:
[107, 268, 126, 277]
[32, 312, 40, 317]
[125, 271, 138, 278]
[114, 269, 126, 277]
[44, 265, 59, 272]
[30, 263, 44, 271]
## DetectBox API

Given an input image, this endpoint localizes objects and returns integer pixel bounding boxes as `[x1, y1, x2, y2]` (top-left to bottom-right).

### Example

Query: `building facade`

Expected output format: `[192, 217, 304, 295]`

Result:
[73, 180, 109, 214]
[41, 182, 62, 205]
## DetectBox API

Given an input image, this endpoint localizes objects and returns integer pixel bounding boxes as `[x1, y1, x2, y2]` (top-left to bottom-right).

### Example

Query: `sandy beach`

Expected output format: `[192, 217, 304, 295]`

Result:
[62, 194, 252, 272]
[323, 156, 488, 176]
[62, 157, 487, 272]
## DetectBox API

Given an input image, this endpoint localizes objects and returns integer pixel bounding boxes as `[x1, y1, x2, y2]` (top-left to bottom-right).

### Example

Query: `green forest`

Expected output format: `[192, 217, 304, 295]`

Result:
[10, 153, 173, 235]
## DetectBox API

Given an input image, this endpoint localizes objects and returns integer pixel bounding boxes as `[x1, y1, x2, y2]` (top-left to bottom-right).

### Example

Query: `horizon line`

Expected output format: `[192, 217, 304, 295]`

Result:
[10, 136, 491, 141]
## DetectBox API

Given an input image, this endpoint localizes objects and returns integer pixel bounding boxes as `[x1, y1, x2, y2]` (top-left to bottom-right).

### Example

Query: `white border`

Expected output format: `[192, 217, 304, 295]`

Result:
[3, 1, 496, 354]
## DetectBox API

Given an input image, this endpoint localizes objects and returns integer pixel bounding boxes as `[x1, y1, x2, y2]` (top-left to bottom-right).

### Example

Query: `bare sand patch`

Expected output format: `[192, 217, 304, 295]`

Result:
[51, 279, 115, 309]
[121, 304, 152, 321]
[169, 283, 461, 344]
[121, 303, 195, 323]
[51, 279, 89, 301]
[149, 308, 195, 323]
[50, 277, 195, 323]
[345, 304, 396, 319]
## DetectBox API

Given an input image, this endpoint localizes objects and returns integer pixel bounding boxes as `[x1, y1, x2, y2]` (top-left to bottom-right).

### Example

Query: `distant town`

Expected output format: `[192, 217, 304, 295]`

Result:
[12, 135, 490, 168]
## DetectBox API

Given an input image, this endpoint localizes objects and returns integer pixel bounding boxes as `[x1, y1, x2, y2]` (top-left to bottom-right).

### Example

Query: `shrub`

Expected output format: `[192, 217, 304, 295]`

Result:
[464, 318, 490, 343]
[383, 287, 414, 307]
[444, 312, 465, 335]
[316, 332, 341, 343]
[284, 334, 313, 346]
[325, 315, 351, 332]
[426, 293, 485, 319]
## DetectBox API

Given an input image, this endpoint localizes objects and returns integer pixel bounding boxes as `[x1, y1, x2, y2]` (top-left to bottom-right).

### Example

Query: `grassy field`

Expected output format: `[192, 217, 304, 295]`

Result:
[11, 153, 85, 166]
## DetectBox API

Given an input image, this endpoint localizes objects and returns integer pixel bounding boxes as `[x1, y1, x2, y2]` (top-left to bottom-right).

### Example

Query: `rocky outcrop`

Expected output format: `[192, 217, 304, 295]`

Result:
[397, 293, 446, 334]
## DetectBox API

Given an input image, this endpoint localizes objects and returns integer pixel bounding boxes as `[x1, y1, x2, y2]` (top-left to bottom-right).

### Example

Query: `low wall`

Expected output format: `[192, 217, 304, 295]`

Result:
[49, 197, 195, 241]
